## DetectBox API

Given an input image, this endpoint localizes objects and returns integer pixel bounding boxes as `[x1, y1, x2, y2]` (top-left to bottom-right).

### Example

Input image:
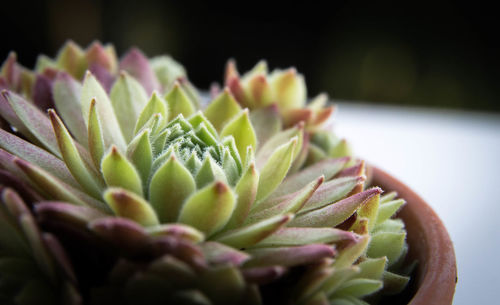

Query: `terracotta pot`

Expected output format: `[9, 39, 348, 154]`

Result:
[371, 166, 457, 305]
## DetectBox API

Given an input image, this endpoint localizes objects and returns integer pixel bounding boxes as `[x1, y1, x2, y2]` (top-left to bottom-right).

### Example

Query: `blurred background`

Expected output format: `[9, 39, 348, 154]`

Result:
[1, 0, 499, 111]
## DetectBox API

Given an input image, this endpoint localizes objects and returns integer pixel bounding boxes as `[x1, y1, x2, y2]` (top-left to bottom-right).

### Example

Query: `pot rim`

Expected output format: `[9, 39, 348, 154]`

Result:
[370, 166, 457, 305]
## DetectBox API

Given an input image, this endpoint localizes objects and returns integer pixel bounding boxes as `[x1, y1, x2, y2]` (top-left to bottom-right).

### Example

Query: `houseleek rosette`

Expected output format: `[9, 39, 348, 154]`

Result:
[0, 42, 411, 305]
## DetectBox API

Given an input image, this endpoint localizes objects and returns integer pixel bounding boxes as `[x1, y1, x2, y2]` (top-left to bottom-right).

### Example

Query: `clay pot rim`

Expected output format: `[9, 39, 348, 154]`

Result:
[371, 166, 457, 305]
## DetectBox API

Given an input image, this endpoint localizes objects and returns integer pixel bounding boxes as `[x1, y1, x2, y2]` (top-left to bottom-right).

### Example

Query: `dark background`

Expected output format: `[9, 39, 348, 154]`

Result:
[2, 0, 499, 111]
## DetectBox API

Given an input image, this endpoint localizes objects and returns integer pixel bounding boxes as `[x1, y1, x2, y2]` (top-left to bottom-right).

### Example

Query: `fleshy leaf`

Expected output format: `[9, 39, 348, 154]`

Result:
[104, 187, 159, 227]
[87, 99, 105, 170]
[301, 176, 366, 213]
[149, 155, 196, 223]
[335, 279, 383, 298]
[14, 158, 107, 211]
[358, 193, 380, 231]
[255, 137, 297, 202]
[55, 41, 87, 79]
[333, 235, 371, 268]
[244, 244, 335, 268]
[49, 110, 103, 198]
[224, 162, 259, 230]
[81, 71, 126, 151]
[147, 224, 205, 243]
[376, 199, 406, 224]
[201, 241, 250, 266]
[0, 129, 78, 188]
[134, 92, 167, 135]
[255, 227, 358, 248]
[52, 73, 87, 145]
[126, 129, 153, 191]
[248, 176, 323, 224]
[220, 109, 257, 164]
[195, 156, 227, 188]
[272, 157, 349, 198]
[3, 91, 60, 157]
[290, 188, 382, 228]
[356, 257, 387, 280]
[256, 123, 303, 169]
[215, 214, 293, 249]
[269, 68, 307, 110]
[165, 82, 195, 120]
[101, 146, 143, 196]
[178, 181, 236, 236]
[109, 72, 149, 141]
[204, 89, 242, 132]
[367, 232, 406, 266]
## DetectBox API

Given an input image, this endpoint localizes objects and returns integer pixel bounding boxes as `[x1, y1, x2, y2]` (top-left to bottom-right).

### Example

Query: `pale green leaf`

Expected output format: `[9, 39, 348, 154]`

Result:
[255, 137, 297, 202]
[204, 89, 241, 131]
[178, 181, 235, 236]
[220, 109, 256, 165]
[81, 71, 126, 151]
[149, 154, 195, 223]
[101, 146, 143, 196]
[104, 187, 159, 227]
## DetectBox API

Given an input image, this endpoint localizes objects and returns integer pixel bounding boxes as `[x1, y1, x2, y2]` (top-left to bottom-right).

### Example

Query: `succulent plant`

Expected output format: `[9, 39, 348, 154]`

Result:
[0, 41, 411, 305]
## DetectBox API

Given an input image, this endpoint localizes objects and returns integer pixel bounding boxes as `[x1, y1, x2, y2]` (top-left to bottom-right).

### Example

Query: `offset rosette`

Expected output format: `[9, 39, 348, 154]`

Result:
[0, 42, 411, 305]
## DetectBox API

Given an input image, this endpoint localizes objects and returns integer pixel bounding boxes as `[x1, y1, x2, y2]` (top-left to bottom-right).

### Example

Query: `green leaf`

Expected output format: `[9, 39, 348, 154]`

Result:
[55, 41, 87, 78]
[195, 156, 227, 188]
[376, 199, 405, 224]
[178, 181, 236, 236]
[104, 187, 159, 227]
[356, 257, 387, 280]
[126, 129, 153, 191]
[382, 271, 410, 295]
[335, 279, 383, 298]
[322, 266, 361, 298]
[367, 232, 406, 266]
[215, 214, 292, 249]
[188, 112, 218, 138]
[255, 137, 297, 202]
[52, 73, 87, 146]
[101, 146, 143, 196]
[164, 82, 195, 120]
[333, 235, 370, 268]
[269, 68, 306, 110]
[290, 188, 381, 228]
[255, 123, 303, 169]
[220, 109, 257, 165]
[49, 110, 103, 198]
[134, 91, 168, 135]
[110, 72, 149, 141]
[204, 89, 242, 132]
[149, 154, 196, 223]
[87, 99, 105, 171]
[224, 162, 259, 230]
[358, 193, 380, 231]
[81, 71, 126, 151]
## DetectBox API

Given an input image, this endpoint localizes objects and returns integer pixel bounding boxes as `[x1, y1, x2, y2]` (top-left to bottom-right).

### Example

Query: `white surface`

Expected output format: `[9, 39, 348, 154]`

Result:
[334, 102, 500, 305]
